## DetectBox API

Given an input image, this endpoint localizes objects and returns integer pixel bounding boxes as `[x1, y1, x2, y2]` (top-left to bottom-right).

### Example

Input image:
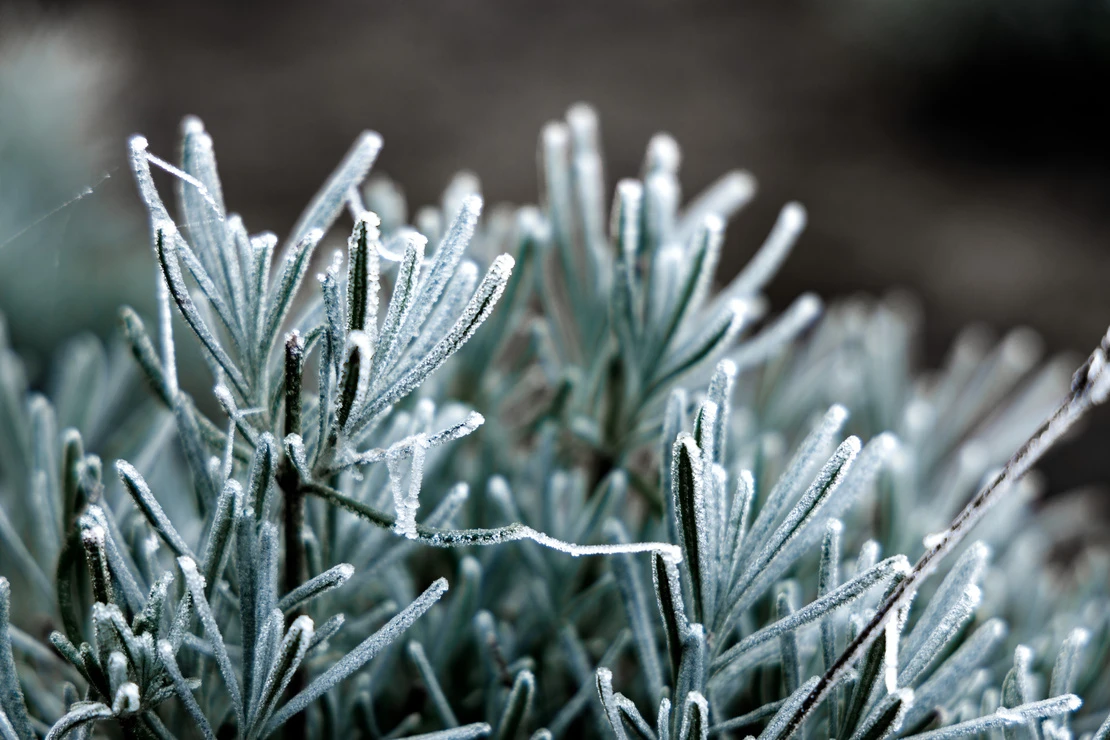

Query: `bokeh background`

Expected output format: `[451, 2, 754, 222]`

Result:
[2, 0, 1109, 503]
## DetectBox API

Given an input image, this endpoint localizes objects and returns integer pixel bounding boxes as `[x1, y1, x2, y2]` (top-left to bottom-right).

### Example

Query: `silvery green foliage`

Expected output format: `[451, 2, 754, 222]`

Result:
[0, 104, 1107, 740]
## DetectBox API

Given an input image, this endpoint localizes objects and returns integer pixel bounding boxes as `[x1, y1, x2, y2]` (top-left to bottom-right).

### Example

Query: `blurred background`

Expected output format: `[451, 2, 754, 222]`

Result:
[2, 0, 1109, 498]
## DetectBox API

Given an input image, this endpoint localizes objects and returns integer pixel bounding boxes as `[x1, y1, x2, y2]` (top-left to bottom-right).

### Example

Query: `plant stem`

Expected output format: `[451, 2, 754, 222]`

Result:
[280, 332, 307, 738]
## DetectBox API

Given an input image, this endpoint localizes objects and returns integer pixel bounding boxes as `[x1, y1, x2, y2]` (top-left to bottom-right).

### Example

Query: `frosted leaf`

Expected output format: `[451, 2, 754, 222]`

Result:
[385, 261, 481, 388]
[756, 676, 821, 740]
[44, 702, 113, 740]
[595, 667, 628, 740]
[643, 171, 679, 256]
[905, 696, 1083, 740]
[260, 228, 325, 367]
[847, 688, 913, 740]
[251, 614, 314, 732]
[1050, 627, 1091, 700]
[400, 194, 483, 347]
[157, 640, 216, 740]
[728, 293, 822, 373]
[904, 619, 1008, 729]
[177, 556, 243, 726]
[342, 411, 482, 471]
[741, 404, 849, 567]
[286, 131, 382, 251]
[277, 564, 355, 613]
[678, 691, 709, 740]
[651, 299, 751, 394]
[283, 434, 309, 479]
[724, 202, 806, 299]
[645, 133, 681, 176]
[711, 555, 909, 674]
[646, 244, 684, 333]
[369, 232, 428, 386]
[265, 578, 448, 735]
[352, 254, 515, 430]
[427, 411, 484, 447]
[677, 170, 756, 243]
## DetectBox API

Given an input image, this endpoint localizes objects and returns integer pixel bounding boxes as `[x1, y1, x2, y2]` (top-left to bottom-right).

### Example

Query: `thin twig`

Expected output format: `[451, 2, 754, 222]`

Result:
[779, 328, 1110, 739]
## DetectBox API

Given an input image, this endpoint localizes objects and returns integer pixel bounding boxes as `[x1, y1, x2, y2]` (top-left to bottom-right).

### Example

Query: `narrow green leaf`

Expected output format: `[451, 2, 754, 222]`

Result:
[408, 641, 458, 729]
[157, 640, 216, 740]
[848, 688, 912, 740]
[259, 229, 324, 379]
[277, 563, 353, 614]
[117, 461, 195, 560]
[497, 670, 535, 740]
[43, 702, 112, 740]
[250, 615, 314, 735]
[0, 581, 33, 740]
[156, 225, 250, 399]
[671, 434, 710, 624]
[178, 556, 244, 729]
[652, 552, 687, 684]
[286, 130, 381, 250]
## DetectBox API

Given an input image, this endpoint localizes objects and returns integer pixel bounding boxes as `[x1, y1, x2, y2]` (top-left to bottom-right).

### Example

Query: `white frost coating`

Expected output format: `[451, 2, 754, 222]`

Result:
[264, 578, 448, 735]
[341, 330, 375, 428]
[283, 434, 309, 478]
[884, 611, 901, 694]
[726, 201, 807, 299]
[595, 667, 628, 740]
[112, 682, 140, 715]
[922, 531, 949, 550]
[414, 521, 683, 563]
[391, 435, 428, 539]
[1087, 347, 1110, 405]
[157, 275, 179, 396]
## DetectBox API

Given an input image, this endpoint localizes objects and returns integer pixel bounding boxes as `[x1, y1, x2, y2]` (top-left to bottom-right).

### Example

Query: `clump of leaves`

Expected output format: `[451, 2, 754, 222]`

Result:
[0, 105, 1106, 740]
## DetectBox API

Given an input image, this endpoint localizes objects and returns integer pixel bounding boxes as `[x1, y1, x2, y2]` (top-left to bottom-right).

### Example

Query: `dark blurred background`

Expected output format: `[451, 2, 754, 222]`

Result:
[1, 0, 1109, 500]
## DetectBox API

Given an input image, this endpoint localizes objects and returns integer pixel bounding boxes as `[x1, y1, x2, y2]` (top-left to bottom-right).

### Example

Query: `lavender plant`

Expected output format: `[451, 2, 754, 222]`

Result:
[0, 105, 1106, 740]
